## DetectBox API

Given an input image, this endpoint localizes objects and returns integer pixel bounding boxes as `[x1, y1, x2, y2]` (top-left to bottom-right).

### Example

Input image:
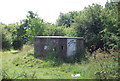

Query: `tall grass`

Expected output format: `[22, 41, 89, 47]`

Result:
[2, 45, 119, 79]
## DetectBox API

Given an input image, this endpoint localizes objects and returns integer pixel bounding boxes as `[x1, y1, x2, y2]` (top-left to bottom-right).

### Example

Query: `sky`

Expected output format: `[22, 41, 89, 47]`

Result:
[0, 0, 107, 24]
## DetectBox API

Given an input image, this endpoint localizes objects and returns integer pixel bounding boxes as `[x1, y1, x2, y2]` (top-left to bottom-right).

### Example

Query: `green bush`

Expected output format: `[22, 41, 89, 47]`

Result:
[43, 24, 65, 36]
[94, 52, 119, 79]
[43, 51, 64, 66]
[2, 27, 12, 50]
[63, 27, 76, 37]
[12, 40, 23, 50]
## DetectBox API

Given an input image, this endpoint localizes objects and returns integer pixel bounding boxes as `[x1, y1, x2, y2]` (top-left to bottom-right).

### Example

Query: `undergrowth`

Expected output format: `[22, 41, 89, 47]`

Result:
[2, 45, 119, 79]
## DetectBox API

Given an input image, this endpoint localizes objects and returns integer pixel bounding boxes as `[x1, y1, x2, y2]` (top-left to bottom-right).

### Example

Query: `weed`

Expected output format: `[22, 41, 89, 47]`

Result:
[2, 45, 119, 79]
[94, 52, 119, 79]
[43, 51, 64, 67]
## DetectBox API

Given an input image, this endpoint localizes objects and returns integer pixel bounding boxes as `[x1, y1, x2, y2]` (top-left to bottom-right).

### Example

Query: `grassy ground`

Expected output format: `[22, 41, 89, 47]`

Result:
[1, 45, 119, 79]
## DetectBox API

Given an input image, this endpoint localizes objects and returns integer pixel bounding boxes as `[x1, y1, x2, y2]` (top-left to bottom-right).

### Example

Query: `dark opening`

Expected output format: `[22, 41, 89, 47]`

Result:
[61, 46, 64, 50]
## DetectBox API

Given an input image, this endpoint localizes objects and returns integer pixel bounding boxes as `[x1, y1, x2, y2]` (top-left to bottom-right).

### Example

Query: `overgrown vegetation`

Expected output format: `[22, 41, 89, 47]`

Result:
[1, 1, 120, 79]
[1, 2, 120, 52]
[2, 45, 119, 79]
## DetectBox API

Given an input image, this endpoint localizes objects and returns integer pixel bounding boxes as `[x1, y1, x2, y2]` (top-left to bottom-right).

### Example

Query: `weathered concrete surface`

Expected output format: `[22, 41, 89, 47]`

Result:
[67, 39, 76, 57]
[34, 36, 84, 58]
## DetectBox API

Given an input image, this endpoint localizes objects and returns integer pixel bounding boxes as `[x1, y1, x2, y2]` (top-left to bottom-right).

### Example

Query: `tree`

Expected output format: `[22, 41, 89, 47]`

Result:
[56, 11, 78, 27]
[73, 4, 104, 53]
[15, 11, 45, 44]
[43, 23, 65, 36]
[26, 11, 45, 43]
[100, 2, 120, 50]
[1, 24, 12, 50]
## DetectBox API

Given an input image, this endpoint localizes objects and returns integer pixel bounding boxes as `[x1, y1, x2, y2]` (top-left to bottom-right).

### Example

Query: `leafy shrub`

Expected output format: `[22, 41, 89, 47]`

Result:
[94, 52, 119, 79]
[63, 27, 76, 37]
[94, 64, 119, 79]
[12, 40, 23, 50]
[2, 27, 12, 50]
[2, 38, 12, 50]
[43, 24, 65, 36]
[43, 51, 64, 66]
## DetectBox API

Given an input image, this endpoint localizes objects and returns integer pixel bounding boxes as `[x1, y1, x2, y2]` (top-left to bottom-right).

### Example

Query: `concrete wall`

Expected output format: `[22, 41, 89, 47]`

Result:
[34, 36, 84, 58]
